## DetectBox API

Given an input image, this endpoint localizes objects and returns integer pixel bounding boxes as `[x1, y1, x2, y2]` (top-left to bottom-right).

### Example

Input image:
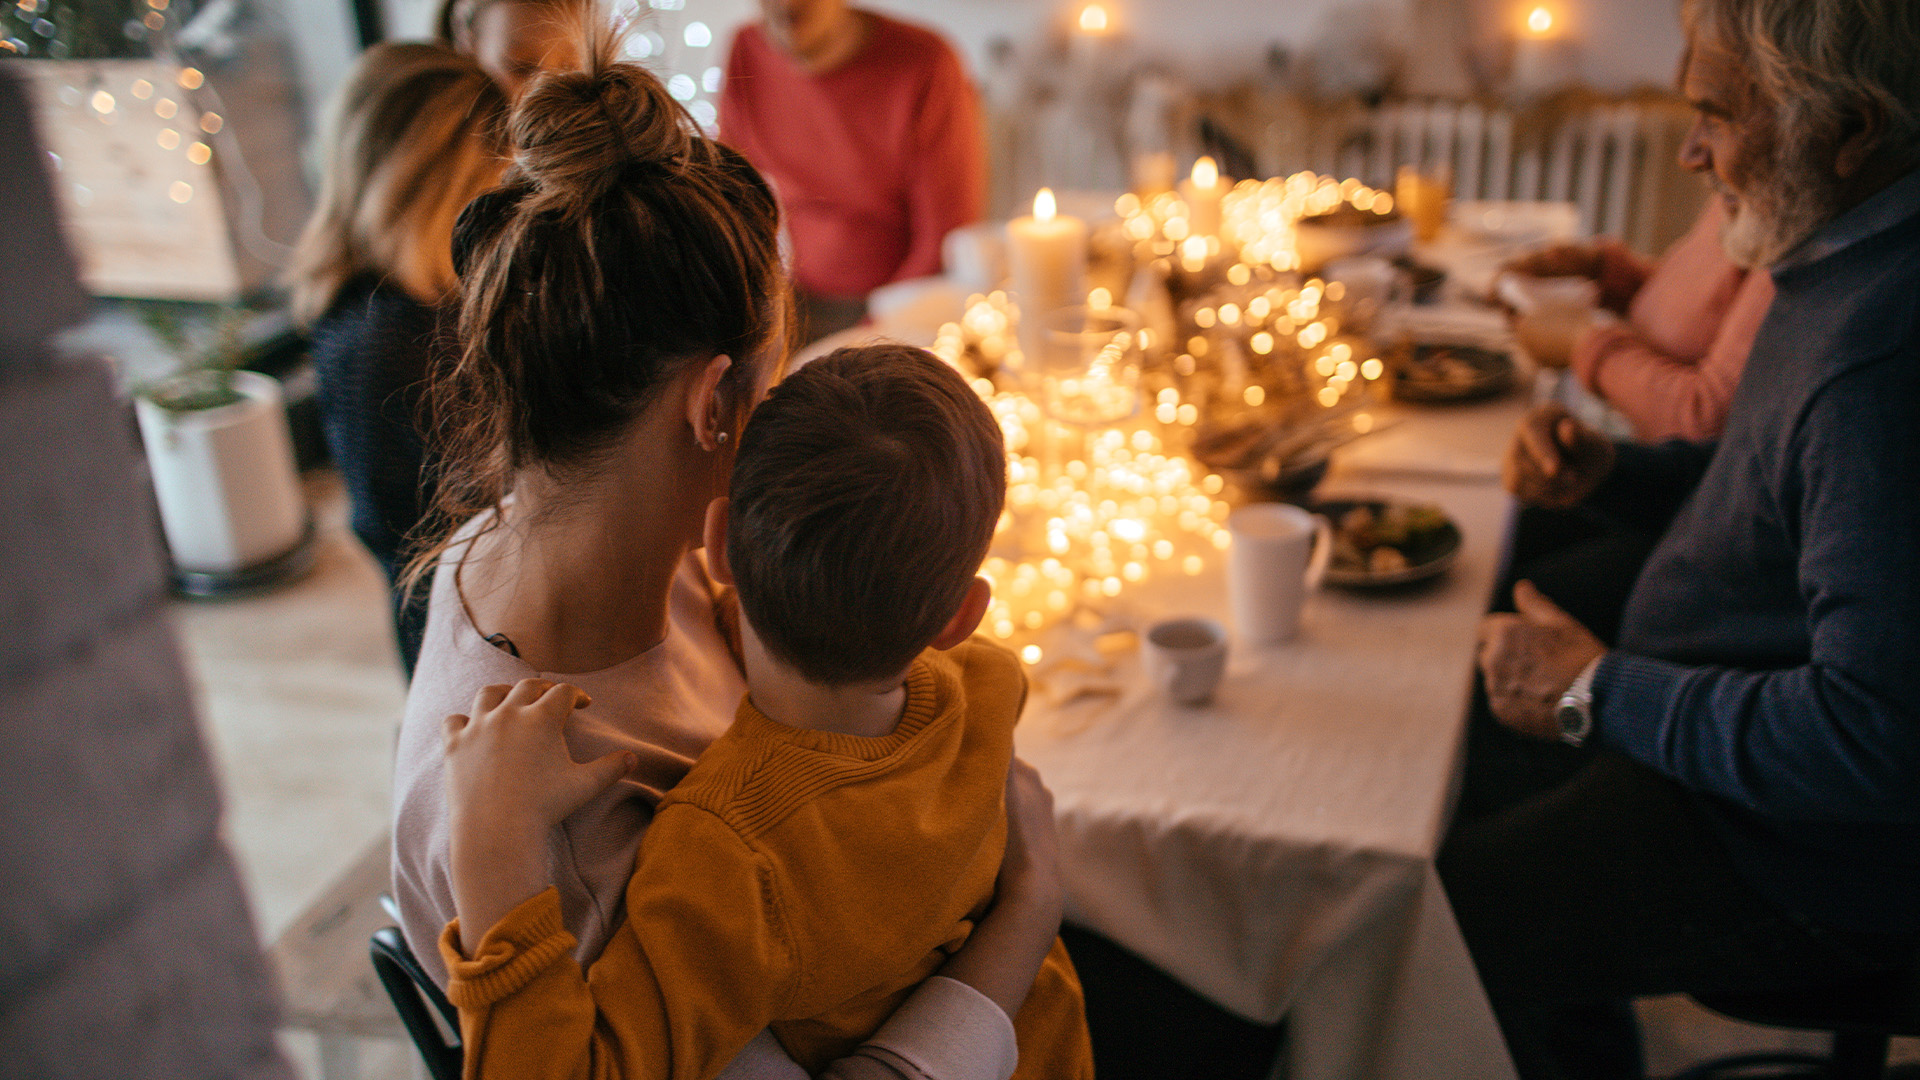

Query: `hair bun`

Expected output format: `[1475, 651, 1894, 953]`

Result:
[509, 64, 694, 200]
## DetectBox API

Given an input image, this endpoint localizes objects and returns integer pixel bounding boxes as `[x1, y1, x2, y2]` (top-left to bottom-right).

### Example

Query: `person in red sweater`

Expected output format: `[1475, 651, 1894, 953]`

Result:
[720, 1, 985, 342]
[1504, 198, 1774, 442]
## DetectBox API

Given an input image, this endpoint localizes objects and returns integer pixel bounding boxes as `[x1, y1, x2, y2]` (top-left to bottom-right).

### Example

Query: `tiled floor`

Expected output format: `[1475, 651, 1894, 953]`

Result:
[180, 471, 1912, 1080]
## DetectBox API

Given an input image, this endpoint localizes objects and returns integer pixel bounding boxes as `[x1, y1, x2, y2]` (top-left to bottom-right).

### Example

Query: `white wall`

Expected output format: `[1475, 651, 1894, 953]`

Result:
[249, 0, 360, 129]
[377, 0, 1687, 97]
[280, 0, 1687, 160]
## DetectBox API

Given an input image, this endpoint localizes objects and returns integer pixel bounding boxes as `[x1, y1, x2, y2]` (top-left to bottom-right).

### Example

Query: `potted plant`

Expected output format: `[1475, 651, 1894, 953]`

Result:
[133, 305, 313, 596]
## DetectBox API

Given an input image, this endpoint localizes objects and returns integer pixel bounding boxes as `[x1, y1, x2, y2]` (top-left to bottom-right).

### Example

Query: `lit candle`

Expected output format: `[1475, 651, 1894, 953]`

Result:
[1510, 5, 1578, 98]
[1179, 156, 1225, 239]
[1007, 187, 1088, 362]
[1070, 2, 1116, 72]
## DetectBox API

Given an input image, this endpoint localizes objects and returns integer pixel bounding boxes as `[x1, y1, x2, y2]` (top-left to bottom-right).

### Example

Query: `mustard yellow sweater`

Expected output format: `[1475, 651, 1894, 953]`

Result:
[442, 637, 1093, 1080]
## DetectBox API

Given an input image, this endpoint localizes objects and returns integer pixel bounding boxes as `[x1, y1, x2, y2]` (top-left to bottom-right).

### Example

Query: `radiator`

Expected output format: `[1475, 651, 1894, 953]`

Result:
[1316, 97, 1706, 255]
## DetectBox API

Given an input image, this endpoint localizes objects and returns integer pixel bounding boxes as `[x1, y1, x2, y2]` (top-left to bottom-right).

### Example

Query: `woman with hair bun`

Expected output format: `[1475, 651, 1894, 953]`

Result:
[288, 42, 510, 675]
[390, 30, 1061, 1080]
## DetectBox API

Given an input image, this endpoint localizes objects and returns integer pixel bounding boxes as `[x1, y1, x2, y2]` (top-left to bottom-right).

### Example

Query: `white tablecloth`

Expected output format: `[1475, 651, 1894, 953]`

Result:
[1015, 393, 1527, 1080]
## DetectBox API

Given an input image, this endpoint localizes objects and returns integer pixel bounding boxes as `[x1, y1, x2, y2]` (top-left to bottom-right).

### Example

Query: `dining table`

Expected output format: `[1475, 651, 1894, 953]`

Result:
[1011, 384, 1525, 1080]
[801, 208, 1576, 1079]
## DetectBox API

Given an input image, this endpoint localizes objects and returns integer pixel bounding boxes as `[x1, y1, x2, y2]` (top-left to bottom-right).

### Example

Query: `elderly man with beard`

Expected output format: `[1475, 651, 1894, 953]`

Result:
[1440, 0, 1920, 1076]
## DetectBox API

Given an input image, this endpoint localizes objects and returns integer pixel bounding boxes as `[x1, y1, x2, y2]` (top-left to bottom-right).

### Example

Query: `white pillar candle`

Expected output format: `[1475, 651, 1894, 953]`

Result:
[1008, 187, 1088, 363]
[1071, 2, 1113, 66]
[1179, 156, 1225, 239]
[1510, 5, 1580, 99]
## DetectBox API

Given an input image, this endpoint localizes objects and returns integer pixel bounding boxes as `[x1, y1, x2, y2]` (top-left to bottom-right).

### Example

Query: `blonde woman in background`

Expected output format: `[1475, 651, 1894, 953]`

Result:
[287, 42, 509, 675]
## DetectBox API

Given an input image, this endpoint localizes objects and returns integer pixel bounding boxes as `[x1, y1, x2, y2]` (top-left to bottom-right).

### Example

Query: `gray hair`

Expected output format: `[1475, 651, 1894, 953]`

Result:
[1683, 0, 1920, 162]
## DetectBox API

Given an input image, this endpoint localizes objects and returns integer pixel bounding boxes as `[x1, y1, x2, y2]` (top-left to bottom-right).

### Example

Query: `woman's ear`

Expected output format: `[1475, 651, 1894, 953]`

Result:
[702, 497, 735, 584]
[929, 576, 993, 651]
[687, 354, 734, 452]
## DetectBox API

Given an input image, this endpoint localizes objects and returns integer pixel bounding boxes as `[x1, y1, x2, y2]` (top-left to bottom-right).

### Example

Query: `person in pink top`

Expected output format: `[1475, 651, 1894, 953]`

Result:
[1509, 197, 1776, 441]
[720, 0, 985, 342]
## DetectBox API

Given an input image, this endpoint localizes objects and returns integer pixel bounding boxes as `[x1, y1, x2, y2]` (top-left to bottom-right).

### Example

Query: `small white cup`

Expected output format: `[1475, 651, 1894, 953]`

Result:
[1227, 503, 1332, 645]
[1143, 617, 1229, 705]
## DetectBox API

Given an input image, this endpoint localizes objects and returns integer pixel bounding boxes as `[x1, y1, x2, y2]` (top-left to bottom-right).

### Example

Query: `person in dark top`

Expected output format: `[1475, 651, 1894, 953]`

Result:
[1446, 0, 1920, 1076]
[286, 43, 508, 675]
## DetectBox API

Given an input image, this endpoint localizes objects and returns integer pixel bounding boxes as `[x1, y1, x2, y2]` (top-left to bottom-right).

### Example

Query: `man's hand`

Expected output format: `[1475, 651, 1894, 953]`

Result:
[444, 679, 633, 953]
[1477, 582, 1607, 739]
[1503, 402, 1616, 509]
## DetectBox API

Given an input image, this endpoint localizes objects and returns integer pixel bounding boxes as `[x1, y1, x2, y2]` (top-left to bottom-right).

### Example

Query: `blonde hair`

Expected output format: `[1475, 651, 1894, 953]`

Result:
[285, 42, 509, 325]
[1683, 0, 1920, 162]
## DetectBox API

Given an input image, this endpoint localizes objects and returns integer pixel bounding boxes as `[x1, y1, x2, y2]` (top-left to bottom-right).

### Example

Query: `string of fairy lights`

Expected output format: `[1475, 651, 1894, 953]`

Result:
[24, 0, 1407, 669]
[614, 0, 730, 132]
[932, 172, 1401, 664]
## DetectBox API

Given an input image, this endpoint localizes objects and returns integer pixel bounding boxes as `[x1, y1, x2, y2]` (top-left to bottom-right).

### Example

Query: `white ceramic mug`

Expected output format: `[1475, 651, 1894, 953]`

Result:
[1227, 503, 1333, 645]
[1143, 617, 1229, 705]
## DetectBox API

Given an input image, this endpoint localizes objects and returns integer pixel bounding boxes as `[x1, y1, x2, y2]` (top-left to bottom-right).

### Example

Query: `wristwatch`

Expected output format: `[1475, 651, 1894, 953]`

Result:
[1556, 656, 1603, 746]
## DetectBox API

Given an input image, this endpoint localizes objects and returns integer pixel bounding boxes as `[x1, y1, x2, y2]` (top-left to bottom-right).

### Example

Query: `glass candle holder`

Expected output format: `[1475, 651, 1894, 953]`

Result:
[1039, 304, 1142, 427]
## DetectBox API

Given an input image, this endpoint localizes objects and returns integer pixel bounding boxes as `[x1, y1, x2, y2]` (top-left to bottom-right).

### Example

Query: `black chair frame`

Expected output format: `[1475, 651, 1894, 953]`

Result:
[370, 925, 463, 1080]
[1676, 960, 1920, 1080]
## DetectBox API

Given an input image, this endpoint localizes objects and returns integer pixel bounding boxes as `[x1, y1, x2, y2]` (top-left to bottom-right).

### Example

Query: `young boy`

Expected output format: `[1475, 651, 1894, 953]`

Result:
[438, 345, 1094, 1080]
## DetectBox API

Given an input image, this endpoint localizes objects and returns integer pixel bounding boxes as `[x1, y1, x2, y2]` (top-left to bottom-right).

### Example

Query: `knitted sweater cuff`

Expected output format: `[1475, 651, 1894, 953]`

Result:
[441, 887, 577, 1009]
[1589, 650, 1689, 765]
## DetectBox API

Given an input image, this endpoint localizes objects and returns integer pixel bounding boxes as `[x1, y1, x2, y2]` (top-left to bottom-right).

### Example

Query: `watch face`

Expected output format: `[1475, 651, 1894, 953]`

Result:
[1557, 699, 1590, 743]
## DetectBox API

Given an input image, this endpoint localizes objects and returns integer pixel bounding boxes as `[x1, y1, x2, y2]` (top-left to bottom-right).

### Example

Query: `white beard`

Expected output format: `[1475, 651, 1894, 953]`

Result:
[1715, 127, 1843, 269]
[1719, 193, 1778, 269]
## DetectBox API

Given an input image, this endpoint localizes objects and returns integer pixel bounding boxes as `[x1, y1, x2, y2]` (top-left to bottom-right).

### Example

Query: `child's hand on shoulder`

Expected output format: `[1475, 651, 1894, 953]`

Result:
[444, 679, 636, 841]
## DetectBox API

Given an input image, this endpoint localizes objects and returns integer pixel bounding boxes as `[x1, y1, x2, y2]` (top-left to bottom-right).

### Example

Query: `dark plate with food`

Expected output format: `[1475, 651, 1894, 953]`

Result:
[1313, 497, 1462, 587]
[1390, 341, 1514, 403]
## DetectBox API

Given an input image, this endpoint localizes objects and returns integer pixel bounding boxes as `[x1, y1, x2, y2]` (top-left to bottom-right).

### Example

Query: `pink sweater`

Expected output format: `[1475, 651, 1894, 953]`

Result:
[1571, 199, 1776, 441]
[389, 517, 1018, 1080]
[719, 13, 985, 299]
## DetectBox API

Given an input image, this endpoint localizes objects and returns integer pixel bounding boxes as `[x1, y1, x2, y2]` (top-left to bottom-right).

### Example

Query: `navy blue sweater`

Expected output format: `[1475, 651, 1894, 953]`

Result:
[1588, 168, 1920, 936]
[307, 277, 448, 675]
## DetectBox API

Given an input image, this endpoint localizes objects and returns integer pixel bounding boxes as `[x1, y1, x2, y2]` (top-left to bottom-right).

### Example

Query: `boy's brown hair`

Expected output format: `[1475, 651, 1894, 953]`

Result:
[727, 345, 1007, 685]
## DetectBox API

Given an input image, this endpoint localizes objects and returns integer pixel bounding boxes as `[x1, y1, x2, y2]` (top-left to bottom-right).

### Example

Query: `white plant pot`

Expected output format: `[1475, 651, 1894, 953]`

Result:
[135, 369, 307, 576]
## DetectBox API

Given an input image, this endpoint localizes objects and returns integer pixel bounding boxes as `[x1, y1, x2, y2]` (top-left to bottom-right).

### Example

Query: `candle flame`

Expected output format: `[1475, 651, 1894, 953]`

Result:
[1034, 187, 1057, 223]
[1078, 3, 1109, 33]
[1191, 155, 1219, 189]
[1526, 5, 1553, 35]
